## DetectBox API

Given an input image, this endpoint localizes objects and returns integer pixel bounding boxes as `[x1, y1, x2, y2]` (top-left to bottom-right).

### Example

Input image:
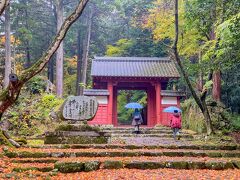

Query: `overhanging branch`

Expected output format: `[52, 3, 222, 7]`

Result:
[0, 0, 89, 114]
[0, 0, 9, 16]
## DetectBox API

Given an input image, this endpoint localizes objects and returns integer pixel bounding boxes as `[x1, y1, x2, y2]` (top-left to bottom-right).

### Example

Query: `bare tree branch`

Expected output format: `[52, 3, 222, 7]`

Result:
[0, 0, 89, 115]
[0, 0, 9, 16]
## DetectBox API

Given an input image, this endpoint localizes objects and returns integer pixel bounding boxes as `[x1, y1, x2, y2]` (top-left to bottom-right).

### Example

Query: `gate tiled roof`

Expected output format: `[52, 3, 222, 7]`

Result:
[91, 57, 180, 78]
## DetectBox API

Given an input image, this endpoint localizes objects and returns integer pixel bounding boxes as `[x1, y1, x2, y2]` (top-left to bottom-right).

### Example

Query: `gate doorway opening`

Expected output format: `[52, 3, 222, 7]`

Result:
[117, 90, 147, 126]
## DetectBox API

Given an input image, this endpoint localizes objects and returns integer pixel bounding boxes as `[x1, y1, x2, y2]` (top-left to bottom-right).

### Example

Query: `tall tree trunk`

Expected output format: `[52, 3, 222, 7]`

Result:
[23, 0, 31, 68]
[25, 42, 31, 68]
[197, 52, 203, 92]
[0, 0, 9, 16]
[210, 1, 221, 102]
[76, 29, 83, 95]
[48, 57, 54, 83]
[172, 0, 213, 135]
[202, 98, 213, 135]
[79, 8, 93, 95]
[3, 4, 11, 88]
[212, 70, 221, 101]
[56, 0, 64, 97]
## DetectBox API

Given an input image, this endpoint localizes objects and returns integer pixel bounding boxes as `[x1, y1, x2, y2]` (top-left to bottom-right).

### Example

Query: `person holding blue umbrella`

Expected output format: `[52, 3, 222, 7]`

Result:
[131, 108, 143, 133]
[125, 102, 143, 134]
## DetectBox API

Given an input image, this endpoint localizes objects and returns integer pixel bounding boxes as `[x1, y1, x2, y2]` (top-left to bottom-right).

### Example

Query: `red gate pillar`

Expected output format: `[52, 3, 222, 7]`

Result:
[107, 81, 113, 125]
[155, 82, 162, 125]
[147, 87, 153, 127]
[112, 87, 118, 126]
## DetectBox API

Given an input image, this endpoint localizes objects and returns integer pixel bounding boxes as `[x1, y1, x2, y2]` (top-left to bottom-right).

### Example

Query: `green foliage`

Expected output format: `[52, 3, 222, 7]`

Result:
[222, 63, 240, 113]
[106, 39, 133, 56]
[182, 97, 240, 134]
[3, 92, 64, 137]
[117, 90, 146, 125]
[230, 116, 240, 132]
[64, 74, 76, 96]
[216, 13, 240, 69]
[41, 94, 62, 109]
[181, 98, 206, 133]
[25, 76, 46, 94]
[17, 27, 33, 42]
[12, 0, 56, 62]
[204, 80, 213, 90]
[0, 130, 13, 146]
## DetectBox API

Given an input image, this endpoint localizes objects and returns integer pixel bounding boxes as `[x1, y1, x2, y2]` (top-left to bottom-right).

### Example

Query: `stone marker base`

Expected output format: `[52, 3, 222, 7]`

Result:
[44, 124, 109, 144]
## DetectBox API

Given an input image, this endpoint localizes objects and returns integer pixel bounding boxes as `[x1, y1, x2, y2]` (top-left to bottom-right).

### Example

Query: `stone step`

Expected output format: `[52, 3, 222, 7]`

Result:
[45, 130, 182, 137]
[101, 127, 170, 131]
[109, 133, 193, 139]
[5, 148, 240, 158]
[11, 165, 54, 173]
[102, 130, 175, 134]
[44, 133, 109, 144]
[27, 144, 240, 150]
[12, 159, 58, 163]
[10, 159, 240, 173]
[46, 130, 184, 137]
[44, 133, 193, 145]
[10, 156, 240, 164]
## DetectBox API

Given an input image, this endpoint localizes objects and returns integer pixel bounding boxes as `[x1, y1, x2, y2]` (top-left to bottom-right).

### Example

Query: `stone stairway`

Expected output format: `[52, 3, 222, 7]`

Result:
[1, 127, 240, 179]
[2, 144, 240, 174]
[44, 125, 193, 144]
[102, 126, 194, 145]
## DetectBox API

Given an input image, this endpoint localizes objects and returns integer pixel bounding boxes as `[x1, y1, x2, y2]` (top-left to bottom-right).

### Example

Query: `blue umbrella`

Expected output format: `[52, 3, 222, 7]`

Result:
[163, 106, 182, 113]
[125, 102, 143, 109]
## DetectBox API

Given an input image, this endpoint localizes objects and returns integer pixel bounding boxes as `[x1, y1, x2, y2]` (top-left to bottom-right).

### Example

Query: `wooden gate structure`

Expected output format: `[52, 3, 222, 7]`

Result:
[84, 57, 185, 127]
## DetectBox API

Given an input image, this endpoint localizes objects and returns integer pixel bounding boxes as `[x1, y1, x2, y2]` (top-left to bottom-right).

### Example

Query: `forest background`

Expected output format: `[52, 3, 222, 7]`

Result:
[0, 0, 239, 138]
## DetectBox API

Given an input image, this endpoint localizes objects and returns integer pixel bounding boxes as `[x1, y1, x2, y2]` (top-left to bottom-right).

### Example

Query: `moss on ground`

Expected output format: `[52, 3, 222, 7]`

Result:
[55, 124, 100, 132]
[166, 161, 188, 169]
[205, 161, 234, 170]
[125, 161, 165, 169]
[12, 159, 58, 163]
[13, 138, 27, 145]
[44, 136, 108, 144]
[0, 130, 13, 147]
[54, 162, 84, 173]
[12, 166, 53, 173]
[18, 151, 50, 158]
[103, 161, 123, 169]
[84, 161, 100, 172]
[27, 139, 44, 146]
[232, 161, 240, 168]
[4, 151, 18, 158]
[187, 161, 206, 169]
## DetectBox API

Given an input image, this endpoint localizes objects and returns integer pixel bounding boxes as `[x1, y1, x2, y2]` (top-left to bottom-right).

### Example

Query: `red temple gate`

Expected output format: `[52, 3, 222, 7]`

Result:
[84, 57, 185, 127]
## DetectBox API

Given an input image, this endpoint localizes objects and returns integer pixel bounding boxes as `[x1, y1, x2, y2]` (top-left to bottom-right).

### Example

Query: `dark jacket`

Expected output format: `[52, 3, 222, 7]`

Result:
[132, 111, 143, 125]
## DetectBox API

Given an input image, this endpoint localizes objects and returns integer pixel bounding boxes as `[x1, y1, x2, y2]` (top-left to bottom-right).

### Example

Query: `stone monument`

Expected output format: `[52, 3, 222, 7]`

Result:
[62, 96, 98, 121]
[44, 96, 110, 144]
